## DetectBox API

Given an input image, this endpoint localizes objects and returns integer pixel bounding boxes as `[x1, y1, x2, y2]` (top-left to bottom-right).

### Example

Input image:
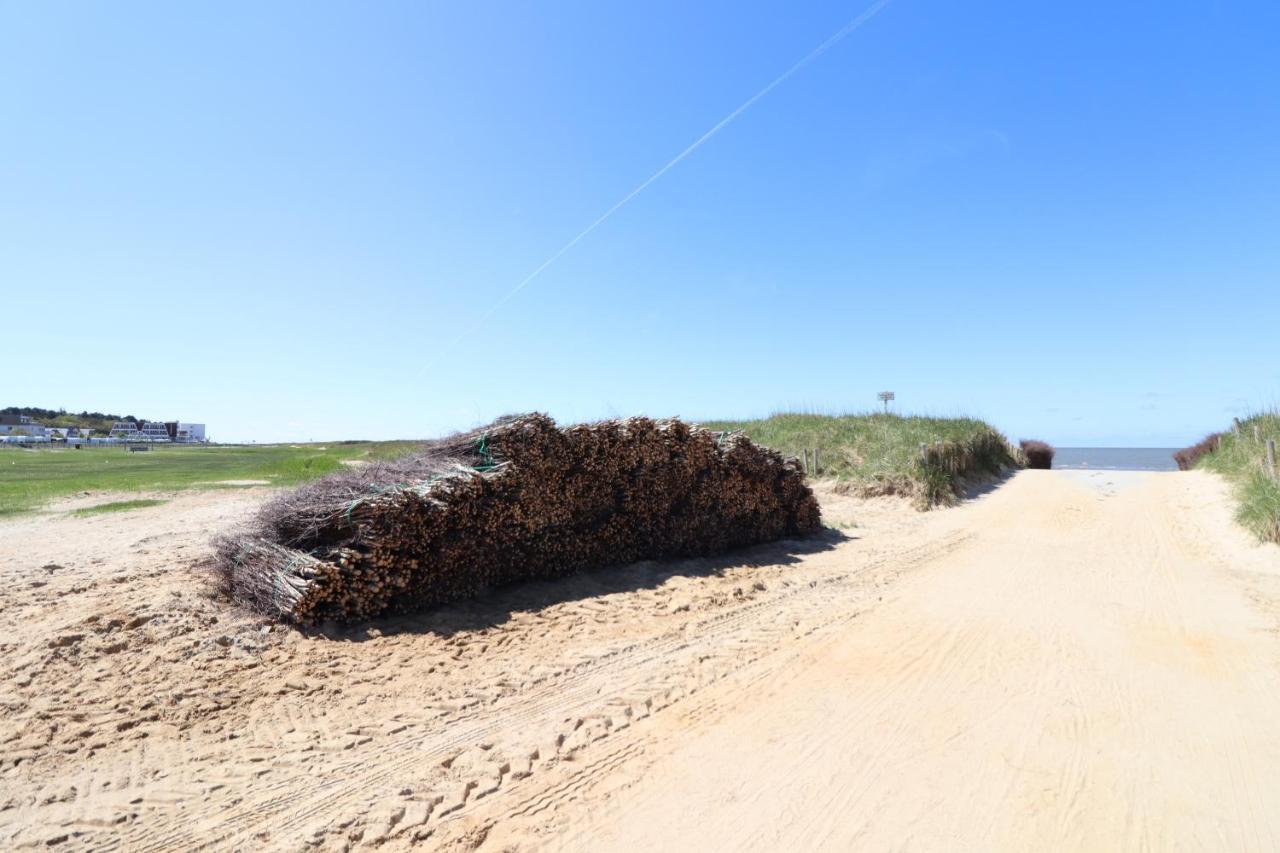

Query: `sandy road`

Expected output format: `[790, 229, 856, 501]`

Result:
[0, 482, 941, 851]
[496, 470, 1280, 852]
[2, 470, 1279, 851]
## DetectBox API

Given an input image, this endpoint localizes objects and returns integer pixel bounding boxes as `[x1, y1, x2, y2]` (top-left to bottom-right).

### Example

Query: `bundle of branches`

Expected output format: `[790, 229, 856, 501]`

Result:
[1019, 439, 1055, 469]
[214, 414, 821, 623]
[1173, 433, 1223, 471]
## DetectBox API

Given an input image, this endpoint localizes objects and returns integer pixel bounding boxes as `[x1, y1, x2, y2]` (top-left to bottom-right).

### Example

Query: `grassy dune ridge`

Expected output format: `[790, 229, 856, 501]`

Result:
[1195, 411, 1280, 544]
[701, 412, 1021, 508]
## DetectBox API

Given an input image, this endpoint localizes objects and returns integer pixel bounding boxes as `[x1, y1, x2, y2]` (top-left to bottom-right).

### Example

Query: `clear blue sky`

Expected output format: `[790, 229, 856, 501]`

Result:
[3, 1, 1277, 445]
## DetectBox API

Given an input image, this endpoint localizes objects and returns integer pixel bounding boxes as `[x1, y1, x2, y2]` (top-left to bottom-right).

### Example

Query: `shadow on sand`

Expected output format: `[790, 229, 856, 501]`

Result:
[302, 528, 849, 642]
[958, 469, 1020, 502]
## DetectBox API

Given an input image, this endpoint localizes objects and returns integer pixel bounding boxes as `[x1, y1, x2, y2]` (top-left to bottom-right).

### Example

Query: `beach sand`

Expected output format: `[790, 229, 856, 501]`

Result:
[2, 471, 1278, 850]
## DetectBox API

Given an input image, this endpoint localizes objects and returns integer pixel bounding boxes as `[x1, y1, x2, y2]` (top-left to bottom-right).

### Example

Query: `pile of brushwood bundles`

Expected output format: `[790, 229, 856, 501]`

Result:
[1019, 439, 1055, 469]
[215, 414, 821, 623]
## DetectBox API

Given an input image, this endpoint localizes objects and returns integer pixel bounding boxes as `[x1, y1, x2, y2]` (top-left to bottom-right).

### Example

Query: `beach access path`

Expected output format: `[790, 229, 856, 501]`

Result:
[2, 471, 1278, 851]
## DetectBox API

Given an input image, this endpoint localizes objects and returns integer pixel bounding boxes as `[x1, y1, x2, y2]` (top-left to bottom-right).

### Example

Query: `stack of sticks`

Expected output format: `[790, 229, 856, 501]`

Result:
[214, 414, 821, 622]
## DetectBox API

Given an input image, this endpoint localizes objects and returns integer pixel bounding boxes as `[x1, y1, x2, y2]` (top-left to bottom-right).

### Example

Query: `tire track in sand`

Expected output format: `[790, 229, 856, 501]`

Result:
[122, 531, 971, 851]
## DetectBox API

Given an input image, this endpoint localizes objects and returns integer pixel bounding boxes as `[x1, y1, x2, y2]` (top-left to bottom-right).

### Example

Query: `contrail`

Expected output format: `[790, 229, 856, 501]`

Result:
[421, 0, 895, 373]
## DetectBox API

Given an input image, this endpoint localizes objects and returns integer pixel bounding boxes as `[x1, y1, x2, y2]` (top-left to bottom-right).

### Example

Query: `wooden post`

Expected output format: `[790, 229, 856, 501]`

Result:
[1268, 440, 1276, 478]
[1233, 417, 1241, 436]
[813, 448, 819, 476]
[1254, 424, 1261, 442]
[919, 442, 928, 461]
[802, 449, 810, 476]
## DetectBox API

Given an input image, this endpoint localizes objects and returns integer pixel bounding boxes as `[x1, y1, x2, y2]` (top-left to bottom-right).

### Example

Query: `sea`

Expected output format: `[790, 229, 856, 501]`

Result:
[1052, 447, 1179, 472]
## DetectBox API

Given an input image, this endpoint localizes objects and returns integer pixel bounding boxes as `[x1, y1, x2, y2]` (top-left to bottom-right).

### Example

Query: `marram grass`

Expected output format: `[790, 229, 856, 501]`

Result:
[1195, 411, 1280, 544]
[701, 412, 1020, 509]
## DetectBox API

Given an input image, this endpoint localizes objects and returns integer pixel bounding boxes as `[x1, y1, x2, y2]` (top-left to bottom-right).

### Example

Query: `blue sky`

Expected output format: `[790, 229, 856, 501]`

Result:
[3, 1, 1277, 445]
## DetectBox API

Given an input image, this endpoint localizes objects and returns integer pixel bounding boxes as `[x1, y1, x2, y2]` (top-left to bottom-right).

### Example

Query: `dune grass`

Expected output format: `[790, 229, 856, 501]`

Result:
[0, 441, 420, 517]
[701, 412, 1020, 508]
[72, 498, 167, 517]
[1194, 411, 1280, 544]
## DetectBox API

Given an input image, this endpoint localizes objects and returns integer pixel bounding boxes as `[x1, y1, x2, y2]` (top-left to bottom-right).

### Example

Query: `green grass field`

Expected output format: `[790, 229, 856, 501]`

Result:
[1197, 411, 1280, 544]
[701, 412, 1020, 507]
[0, 441, 419, 517]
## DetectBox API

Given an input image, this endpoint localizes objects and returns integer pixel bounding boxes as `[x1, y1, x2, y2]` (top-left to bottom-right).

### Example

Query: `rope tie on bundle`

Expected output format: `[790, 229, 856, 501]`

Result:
[344, 498, 363, 523]
[473, 434, 498, 472]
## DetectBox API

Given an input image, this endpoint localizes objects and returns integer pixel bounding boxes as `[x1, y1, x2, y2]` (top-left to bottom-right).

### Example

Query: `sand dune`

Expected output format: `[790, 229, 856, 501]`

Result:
[2, 471, 1278, 851]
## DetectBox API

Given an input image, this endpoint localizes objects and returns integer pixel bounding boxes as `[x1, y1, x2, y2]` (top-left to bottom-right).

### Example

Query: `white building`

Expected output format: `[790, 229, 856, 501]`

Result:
[108, 419, 207, 442]
[0, 415, 47, 437]
[108, 421, 140, 439]
[137, 422, 171, 441]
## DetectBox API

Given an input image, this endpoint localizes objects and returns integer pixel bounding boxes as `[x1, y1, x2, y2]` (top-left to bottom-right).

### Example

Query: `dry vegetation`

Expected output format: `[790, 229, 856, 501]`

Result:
[1174, 433, 1223, 472]
[1019, 439, 1055, 469]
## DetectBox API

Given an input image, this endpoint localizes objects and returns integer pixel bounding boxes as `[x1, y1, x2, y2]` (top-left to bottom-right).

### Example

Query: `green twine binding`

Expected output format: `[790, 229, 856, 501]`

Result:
[344, 497, 364, 523]
[473, 434, 498, 472]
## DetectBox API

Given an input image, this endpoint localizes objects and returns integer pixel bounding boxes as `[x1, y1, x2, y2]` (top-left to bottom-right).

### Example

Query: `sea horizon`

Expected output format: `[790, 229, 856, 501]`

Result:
[1052, 447, 1179, 472]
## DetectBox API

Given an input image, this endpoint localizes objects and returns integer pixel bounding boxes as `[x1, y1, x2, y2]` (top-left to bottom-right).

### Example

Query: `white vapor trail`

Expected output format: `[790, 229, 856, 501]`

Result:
[421, 0, 895, 373]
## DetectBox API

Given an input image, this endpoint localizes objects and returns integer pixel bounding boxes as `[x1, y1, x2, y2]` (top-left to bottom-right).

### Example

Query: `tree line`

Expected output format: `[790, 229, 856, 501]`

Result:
[2, 407, 145, 427]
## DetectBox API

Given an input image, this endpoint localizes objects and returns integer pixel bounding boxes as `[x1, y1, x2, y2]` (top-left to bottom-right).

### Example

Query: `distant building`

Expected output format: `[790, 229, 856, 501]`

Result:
[137, 421, 171, 441]
[108, 421, 140, 439]
[0, 415, 208, 445]
[106, 419, 207, 442]
[0, 415, 47, 437]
